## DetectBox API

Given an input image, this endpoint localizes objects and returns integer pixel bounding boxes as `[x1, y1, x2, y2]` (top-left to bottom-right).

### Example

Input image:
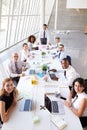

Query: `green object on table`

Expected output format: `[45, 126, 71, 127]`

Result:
[33, 116, 40, 124]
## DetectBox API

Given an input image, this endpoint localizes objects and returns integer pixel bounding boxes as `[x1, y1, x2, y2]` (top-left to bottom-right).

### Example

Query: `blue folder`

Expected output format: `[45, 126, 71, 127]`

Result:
[37, 73, 45, 78]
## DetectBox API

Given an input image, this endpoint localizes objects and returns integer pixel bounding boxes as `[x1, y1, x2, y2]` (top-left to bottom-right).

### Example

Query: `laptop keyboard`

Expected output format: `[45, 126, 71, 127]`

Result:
[51, 101, 59, 113]
[51, 100, 65, 114]
[24, 99, 31, 111]
[19, 99, 32, 111]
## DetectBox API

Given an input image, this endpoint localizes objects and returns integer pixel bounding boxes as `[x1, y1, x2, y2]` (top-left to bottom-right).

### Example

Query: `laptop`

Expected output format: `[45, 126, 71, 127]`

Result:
[45, 95, 65, 114]
[29, 69, 35, 74]
[49, 73, 56, 80]
[40, 38, 47, 45]
[19, 99, 32, 111]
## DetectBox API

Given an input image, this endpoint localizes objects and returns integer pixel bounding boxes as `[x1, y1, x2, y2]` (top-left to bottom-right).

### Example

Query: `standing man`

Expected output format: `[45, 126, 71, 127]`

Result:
[39, 24, 50, 45]
[8, 52, 29, 85]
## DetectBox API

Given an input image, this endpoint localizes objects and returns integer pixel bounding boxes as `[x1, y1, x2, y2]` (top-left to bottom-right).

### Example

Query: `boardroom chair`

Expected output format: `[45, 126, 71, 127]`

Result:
[67, 55, 72, 65]
[84, 79, 87, 94]
[79, 116, 87, 130]
[44, 94, 51, 112]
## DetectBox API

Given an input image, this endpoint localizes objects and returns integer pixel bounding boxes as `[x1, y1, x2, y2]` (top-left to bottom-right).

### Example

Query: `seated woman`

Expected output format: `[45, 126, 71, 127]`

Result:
[0, 78, 18, 124]
[28, 35, 39, 51]
[64, 78, 87, 128]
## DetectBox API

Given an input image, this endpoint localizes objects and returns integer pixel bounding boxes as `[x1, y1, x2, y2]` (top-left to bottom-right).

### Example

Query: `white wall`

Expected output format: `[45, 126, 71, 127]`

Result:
[67, 0, 87, 8]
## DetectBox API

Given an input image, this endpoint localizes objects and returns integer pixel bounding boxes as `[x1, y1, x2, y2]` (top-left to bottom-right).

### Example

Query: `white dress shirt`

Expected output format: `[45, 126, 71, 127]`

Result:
[72, 92, 87, 117]
[21, 49, 30, 62]
[56, 65, 80, 86]
[28, 42, 39, 51]
[53, 42, 62, 49]
[54, 50, 67, 62]
[28, 42, 33, 51]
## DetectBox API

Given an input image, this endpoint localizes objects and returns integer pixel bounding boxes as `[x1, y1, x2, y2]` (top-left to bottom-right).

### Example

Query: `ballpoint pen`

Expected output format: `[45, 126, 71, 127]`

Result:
[17, 97, 24, 101]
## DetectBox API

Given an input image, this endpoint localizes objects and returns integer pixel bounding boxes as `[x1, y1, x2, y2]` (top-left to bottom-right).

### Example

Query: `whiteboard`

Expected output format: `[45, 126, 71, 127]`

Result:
[67, 0, 87, 9]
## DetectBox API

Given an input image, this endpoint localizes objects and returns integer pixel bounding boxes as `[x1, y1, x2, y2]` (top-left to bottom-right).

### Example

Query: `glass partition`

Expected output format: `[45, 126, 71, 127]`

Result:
[0, 0, 54, 51]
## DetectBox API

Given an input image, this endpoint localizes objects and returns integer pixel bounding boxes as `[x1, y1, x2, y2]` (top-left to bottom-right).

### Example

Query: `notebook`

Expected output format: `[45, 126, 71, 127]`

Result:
[19, 99, 32, 111]
[51, 116, 67, 130]
[36, 73, 45, 78]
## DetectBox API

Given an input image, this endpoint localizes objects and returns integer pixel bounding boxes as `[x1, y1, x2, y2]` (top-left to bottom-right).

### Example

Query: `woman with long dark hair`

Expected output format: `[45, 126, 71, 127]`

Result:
[64, 77, 87, 128]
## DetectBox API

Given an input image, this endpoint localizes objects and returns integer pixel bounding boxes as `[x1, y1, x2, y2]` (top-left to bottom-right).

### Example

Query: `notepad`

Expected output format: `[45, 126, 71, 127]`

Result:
[51, 116, 67, 130]
[37, 73, 45, 78]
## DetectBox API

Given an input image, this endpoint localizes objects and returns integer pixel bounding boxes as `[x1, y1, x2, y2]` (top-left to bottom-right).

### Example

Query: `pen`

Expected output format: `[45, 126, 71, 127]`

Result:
[17, 97, 24, 101]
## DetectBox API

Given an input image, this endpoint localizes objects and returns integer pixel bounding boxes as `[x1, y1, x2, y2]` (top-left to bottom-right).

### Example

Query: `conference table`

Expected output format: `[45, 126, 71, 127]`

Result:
[2, 76, 83, 130]
[2, 47, 83, 130]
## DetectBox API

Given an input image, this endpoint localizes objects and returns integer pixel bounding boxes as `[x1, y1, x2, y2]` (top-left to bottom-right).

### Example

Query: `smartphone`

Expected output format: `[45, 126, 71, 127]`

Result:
[60, 96, 66, 100]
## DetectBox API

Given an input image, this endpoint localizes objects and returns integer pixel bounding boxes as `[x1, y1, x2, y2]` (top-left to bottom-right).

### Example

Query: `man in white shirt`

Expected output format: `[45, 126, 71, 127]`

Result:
[39, 24, 50, 45]
[53, 44, 67, 62]
[59, 58, 80, 86]
[54, 37, 61, 48]
[49, 58, 79, 86]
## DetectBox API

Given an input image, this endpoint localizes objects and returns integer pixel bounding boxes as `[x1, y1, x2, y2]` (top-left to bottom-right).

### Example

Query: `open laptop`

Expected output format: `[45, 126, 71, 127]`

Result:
[19, 99, 32, 111]
[29, 69, 36, 74]
[49, 73, 56, 80]
[45, 95, 65, 114]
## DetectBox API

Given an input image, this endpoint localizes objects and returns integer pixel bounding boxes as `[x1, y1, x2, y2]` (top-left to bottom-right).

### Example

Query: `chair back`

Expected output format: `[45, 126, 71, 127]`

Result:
[79, 116, 87, 128]
[67, 55, 72, 65]
[84, 79, 87, 94]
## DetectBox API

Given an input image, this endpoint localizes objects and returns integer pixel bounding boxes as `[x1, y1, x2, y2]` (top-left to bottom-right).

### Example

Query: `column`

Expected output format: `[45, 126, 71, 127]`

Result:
[0, 0, 2, 30]
[54, 0, 59, 30]
[40, 0, 45, 28]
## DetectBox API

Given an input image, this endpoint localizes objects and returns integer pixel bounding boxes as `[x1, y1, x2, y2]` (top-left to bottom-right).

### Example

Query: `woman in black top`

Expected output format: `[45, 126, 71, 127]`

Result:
[0, 78, 18, 123]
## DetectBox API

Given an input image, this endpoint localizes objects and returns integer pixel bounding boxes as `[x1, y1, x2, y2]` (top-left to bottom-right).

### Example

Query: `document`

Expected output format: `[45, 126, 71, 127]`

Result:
[51, 116, 67, 130]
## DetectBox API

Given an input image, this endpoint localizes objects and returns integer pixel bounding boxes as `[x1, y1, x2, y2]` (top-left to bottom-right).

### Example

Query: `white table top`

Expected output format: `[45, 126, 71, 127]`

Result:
[2, 76, 83, 130]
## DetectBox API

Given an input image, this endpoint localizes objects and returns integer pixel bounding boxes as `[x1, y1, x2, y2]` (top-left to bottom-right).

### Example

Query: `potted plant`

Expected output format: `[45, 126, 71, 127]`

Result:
[42, 65, 48, 74]
[41, 51, 46, 58]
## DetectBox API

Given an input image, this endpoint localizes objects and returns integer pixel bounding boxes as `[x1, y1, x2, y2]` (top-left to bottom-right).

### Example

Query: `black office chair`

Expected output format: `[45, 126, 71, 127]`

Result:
[44, 94, 52, 112]
[79, 79, 87, 129]
[67, 55, 72, 65]
[84, 79, 87, 94]
[79, 116, 87, 128]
